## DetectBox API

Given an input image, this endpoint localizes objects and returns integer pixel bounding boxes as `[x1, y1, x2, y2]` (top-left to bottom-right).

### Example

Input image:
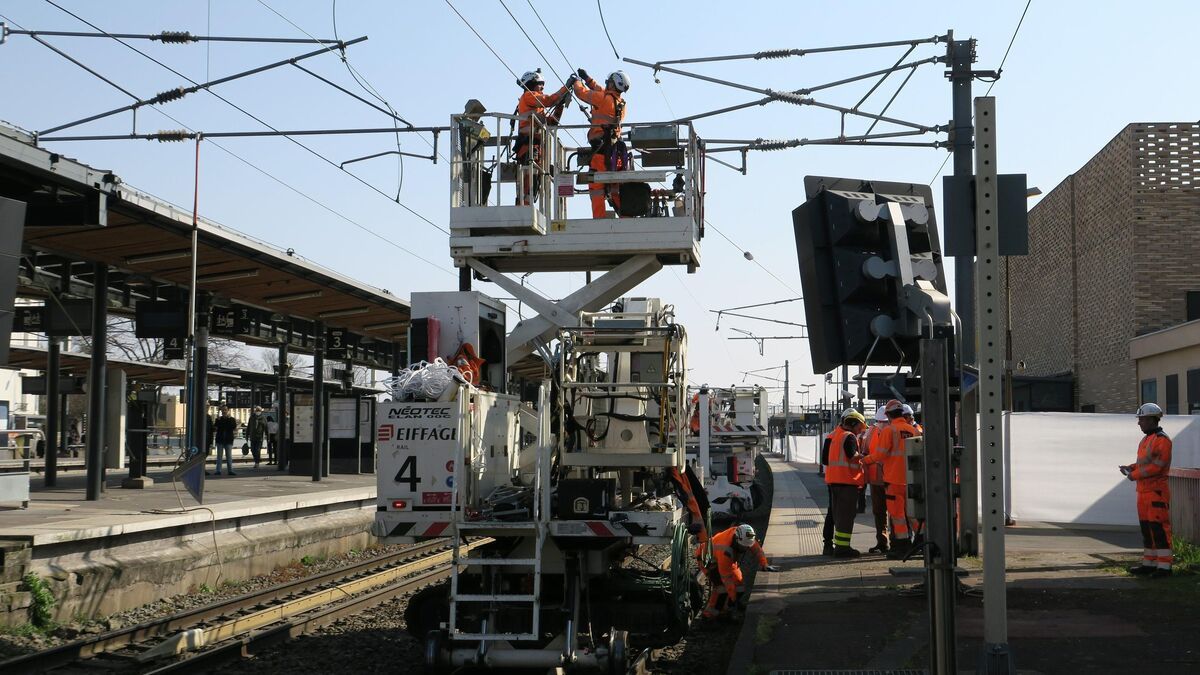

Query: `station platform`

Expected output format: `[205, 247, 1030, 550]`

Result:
[727, 455, 1154, 674]
[1, 465, 376, 626]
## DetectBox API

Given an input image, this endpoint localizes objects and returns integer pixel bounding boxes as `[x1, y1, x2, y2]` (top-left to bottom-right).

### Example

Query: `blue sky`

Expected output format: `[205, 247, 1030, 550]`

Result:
[1, 1, 1196, 404]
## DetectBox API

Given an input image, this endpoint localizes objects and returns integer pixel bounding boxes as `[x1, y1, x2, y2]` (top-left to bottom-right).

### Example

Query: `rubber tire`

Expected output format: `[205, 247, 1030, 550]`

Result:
[608, 629, 629, 675]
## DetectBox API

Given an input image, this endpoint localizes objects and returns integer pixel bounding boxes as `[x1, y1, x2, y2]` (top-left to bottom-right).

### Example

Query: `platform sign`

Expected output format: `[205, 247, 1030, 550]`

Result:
[14, 306, 45, 333]
[325, 327, 359, 360]
[162, 335, 185, 360]
[135, 300, 188, 339]
[376, 401, 460, 510]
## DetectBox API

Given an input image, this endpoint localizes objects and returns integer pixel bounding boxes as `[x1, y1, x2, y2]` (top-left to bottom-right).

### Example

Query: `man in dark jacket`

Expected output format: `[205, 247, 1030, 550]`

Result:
[213, 406, 238, 476]
[247, 406, 268, 468]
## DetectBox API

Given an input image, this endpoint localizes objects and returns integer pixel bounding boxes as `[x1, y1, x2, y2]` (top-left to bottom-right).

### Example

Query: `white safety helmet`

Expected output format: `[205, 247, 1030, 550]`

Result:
[901, 404, 915, 416]
[874, 405, 888, 423]
[518, 69, 545, 89]
[607, 70, 630, 92]
[734, 523, 756, 547]
[1135, 402, 1163, 418]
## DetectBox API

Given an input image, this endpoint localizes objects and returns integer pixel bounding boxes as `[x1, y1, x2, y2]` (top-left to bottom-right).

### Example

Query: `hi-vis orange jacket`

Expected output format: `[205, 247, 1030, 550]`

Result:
[862, 418, 919, 485]
[516, 85, 570, 134]
[824, 425, 864, 487]
[696, 526, 768, 598]
[571, 76, 625, 143]
[1129, 428, 1172, 493]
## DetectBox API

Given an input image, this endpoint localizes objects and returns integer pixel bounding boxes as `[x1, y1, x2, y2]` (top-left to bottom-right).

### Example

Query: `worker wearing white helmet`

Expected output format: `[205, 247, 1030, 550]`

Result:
[572, 68, 630, 218]
[861, 399, 920, 559]
[861, 405, 891, 553]
[514, 68, 578, 206]
[697, 523, 777, 619]
[1123, 402, 1174, 577]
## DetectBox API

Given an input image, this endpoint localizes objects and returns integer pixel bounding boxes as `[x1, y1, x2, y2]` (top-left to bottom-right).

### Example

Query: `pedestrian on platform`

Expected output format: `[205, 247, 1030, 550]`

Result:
[213, 405, 238, 476]
[822, 409, 867, 558]
[863, 405, 891, 554]
[247, 406, 267, 468]
[698, 524, 778, 619]
[862, 399, 919, 560]
[1123, 403, 1173, 578]
[265, 411, 279, 465]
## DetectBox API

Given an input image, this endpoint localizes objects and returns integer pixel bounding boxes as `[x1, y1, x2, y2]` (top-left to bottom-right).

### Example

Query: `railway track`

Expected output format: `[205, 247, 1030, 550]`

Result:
[3, 539, 479, 674]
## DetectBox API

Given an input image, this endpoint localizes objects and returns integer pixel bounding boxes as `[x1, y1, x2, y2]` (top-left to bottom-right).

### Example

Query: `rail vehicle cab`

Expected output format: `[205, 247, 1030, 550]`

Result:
[687, 386, 769, 515]
[448, 112, 705, 274]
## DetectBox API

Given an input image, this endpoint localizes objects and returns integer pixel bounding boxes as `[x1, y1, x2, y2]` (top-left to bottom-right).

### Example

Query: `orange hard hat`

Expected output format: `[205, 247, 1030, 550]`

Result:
[884, 399, 905, 414]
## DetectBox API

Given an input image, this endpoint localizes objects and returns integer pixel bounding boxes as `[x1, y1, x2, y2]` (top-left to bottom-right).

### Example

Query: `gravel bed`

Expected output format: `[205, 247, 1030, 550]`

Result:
[0, 543, 414, 661]
[217, 459, 777, 674]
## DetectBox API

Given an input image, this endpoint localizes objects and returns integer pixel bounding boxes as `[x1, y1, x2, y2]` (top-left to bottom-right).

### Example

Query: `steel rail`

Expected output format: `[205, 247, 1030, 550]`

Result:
[0, 539, 455, 672]
[145, 566, 454, 674]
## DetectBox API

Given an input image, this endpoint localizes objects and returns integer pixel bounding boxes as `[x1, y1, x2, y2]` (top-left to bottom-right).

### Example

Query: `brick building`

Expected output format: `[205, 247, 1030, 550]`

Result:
[1004, 122, 1200, 413]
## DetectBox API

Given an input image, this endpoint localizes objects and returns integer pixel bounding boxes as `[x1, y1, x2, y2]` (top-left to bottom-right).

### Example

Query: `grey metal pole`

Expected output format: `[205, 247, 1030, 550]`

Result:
[920, 335, 958, 675]
[840, 364, 851, 410]
[782, 360, 790, 461]
[190, 293, 211, 471]
[312, 325, 325, 482]
[45, 337, 60, 487]
[974, 96, 1014, 674]
[948, 33, 980, 557]
[85, 263, 108, 500]
[277, 338, 290, 471]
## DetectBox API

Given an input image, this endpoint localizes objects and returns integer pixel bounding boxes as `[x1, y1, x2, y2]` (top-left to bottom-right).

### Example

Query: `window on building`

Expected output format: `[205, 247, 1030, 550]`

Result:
[1166, 374, 1179, 414]
[1141, 378, 1158, 406]
[1188, 291, 1200, 322]
[1189, 369, 1200, 414]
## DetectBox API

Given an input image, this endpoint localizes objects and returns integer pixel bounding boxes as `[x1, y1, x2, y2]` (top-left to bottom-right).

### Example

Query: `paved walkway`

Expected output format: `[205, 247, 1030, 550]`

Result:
[727, 455, 1145, 674]
[0, 464, 375, 545]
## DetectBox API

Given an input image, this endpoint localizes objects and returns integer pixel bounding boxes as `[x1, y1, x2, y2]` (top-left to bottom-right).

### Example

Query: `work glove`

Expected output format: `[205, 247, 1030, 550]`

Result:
[577, 68, 589, 81]
[764, 565, 780, 572]
[565, 73, 579, 88]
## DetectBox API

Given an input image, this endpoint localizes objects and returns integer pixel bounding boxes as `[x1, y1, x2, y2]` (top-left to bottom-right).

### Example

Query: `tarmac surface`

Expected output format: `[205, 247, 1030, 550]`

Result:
[727, 455, 1200, 675]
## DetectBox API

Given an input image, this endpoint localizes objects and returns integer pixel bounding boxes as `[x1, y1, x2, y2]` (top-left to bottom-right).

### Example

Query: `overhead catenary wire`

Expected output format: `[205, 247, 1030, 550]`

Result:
[43, 0, 449, 236]
[444, 0, 518, 79]
[10, 18, 451, 278]
[596, 0, 620, 59]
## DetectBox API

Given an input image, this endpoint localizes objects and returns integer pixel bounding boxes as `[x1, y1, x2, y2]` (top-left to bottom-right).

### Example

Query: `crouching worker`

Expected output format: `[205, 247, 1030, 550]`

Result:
[697, 523, 778, 619]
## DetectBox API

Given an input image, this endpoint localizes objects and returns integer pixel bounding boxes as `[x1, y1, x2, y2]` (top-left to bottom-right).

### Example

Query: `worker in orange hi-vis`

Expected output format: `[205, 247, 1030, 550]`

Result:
[696, 524, 777, 619]
[1123, 403, 1174, 578]
[861, 399, 919, 560]
[514, 69, 576, 206]
[862, 405, 891, 554]
[571, 68, 629, 218]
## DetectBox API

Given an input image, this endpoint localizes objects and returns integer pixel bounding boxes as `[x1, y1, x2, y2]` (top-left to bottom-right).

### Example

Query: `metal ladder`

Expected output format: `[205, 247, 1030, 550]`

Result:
[448, 522, 545, 642]
[446, 384, 551, 643]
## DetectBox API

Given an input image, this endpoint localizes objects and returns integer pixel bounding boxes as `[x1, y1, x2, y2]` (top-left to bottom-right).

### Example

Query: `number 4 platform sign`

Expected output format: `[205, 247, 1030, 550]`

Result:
[376, 401, 462, 513]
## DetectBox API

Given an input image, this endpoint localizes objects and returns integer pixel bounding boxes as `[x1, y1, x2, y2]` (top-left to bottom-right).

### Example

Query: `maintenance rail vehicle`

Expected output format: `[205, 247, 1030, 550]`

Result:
[373, 112, 714, 672]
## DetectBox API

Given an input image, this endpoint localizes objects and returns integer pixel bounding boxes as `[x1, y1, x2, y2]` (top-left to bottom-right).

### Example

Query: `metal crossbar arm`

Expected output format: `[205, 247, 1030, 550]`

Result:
[38, 36, 369, 136]
[801, 55, 941, 96]
[3, 27, 342, 44]
[671, 96, 774, 124]
[853, 44, 918, 111]
[707, 139, 943, 153]
[642, 34, 948, 66]
[291, 62, 414, 128]
[625, 58, 938, 132]
[704, 129, 943, 153]
[715, 311, 806, 328]
[706, 150, 747, 174]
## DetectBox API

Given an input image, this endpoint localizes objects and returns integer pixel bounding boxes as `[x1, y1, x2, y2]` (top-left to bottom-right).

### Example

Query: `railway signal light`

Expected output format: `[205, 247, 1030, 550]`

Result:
[792, 176, 950, 374]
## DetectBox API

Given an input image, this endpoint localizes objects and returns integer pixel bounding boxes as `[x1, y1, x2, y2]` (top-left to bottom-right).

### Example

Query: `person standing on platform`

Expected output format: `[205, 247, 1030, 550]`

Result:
[1123, 403, 1174, 578]
[862, 399, 919, 559]
[265, 410, 279, 465]
[247, 406, 267, 469]
[213, 405, 238, 476]
[822, 409, 867, 558]
[863, 405, 891, 554]
[698, 523, 778, 619]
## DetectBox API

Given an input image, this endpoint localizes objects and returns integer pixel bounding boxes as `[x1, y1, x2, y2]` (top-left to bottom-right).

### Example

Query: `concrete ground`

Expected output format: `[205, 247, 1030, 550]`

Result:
[727, 456, 1200, 675]
[0, 464, 375, 542]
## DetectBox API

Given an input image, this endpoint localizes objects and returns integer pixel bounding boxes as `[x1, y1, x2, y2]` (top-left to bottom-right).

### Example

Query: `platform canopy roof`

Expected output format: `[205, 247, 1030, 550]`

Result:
[0, 123, 411, 367]
[5, 344, 241, 386]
